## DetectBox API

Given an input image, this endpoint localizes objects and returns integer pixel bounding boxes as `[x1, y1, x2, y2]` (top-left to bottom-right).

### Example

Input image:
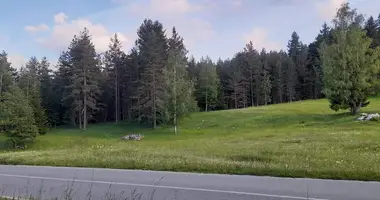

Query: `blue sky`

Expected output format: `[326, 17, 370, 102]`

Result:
[0, 0, 379, 69]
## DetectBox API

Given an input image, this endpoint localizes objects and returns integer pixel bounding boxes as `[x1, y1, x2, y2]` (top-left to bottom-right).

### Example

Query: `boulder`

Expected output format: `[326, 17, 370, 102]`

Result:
[121, 134, 144, 141]
[357, 113, 380, 121]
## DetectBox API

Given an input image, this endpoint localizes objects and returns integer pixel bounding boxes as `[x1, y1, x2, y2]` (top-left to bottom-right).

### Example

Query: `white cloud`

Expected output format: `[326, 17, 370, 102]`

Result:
[38, 13, 130, 53]
[127, 0, 214, 49]
[25, 24, 49, 32]
[316, 0, 346, 20]
[8, 55, 26, 69]
[54, 12, 68, 24]
[129, 0, 203, 16]
[243, 28, 281, 51]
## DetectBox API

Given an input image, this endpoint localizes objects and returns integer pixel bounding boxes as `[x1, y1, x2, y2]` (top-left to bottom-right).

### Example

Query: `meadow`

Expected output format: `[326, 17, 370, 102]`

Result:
[1, 98, 380, 181]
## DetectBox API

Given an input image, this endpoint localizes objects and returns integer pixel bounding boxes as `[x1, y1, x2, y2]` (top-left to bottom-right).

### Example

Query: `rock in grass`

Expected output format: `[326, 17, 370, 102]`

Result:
[121, 134, 144, 141]
[357, 113, 380, 121]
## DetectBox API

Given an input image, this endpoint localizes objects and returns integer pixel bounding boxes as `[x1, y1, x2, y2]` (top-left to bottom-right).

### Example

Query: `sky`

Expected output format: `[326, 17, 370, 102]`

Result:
[0, 0, 379, 69]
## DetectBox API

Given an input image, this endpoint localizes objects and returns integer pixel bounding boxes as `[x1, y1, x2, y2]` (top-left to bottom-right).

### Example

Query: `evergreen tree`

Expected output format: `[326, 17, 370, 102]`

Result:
[0, 51, 13, 96]
[104, 34, 125, 122]
[283, 57, 296, 102]
[62, 28, 102, 129]
[136, 19, 168, 128]
[18, 57, 48, 134]
[365, 16, 379, 48]
[0, 54, 38, 148]
[320, 3, 380, 114]
[121, 48, 140, 121]
[163, 27, 197, 134]
[287, 31, 306, 100]
[38, 57, 57, 125]
[260, 50, 272, 105]
[196, 57, 219, 111]
[228, 53, 246, 109]
[244, 41, 260, 107]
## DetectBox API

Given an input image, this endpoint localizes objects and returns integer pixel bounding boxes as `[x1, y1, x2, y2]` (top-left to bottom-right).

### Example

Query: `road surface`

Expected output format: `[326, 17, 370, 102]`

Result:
[0, 165, 379, 200]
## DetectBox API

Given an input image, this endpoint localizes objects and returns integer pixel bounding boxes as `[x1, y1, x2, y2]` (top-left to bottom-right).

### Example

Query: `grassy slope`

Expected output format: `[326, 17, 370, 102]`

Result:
[1, 98, 380, 181]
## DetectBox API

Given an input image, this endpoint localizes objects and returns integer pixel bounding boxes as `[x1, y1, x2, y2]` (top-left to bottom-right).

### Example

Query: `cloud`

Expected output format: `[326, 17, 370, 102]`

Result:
[129, 0, 203, 16]
[37, 13, 130, 53]
[126, 0, 214, 49]
[25, 24, 49, 32]
[316, 0, 346, 20]
[243, 28, 281, 51]
[8, 55, 27, 69]
[54, 12, 68, 24]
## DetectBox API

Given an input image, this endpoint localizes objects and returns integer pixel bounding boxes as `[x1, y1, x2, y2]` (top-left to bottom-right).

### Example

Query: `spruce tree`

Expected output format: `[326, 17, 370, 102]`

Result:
[136, 19, 168, 128]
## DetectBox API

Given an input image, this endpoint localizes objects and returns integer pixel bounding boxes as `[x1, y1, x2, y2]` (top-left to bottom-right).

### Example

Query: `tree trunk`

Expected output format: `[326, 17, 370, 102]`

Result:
[152, 65, 157, 129]
[115, 65, 119, 123]
[234, 84, 237, 109]
[350, 101, 362, 115]
[173, 59, 177, 136]
[0, 73, 3, 97]
[79, 110, 82, 129]
[250, 74, 254, 107]
[205, 89, 208, 112]
[83, 73, 87, 131]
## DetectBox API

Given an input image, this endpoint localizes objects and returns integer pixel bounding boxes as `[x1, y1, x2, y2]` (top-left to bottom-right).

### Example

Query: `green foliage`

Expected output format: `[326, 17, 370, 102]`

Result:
[0, 86, 38, 149]
[320, 3, 380, 115]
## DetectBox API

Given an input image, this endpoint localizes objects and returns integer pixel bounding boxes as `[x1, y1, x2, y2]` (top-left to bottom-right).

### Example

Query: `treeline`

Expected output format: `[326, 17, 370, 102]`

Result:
[1, 3, 380, 147]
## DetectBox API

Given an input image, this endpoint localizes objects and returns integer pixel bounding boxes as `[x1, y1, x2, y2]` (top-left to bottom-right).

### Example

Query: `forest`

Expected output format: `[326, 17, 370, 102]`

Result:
[0, 3, 380, 148]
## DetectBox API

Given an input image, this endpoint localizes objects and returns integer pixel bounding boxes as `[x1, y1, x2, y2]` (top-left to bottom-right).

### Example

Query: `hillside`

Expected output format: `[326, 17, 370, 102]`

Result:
[1, 98, 380, 181]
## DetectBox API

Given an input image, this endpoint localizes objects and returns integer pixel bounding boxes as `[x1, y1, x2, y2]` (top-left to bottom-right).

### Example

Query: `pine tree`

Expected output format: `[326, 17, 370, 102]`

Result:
[0, 51, 13, 96]
[283, 57, 296, 102]
[63, 28, 102, 130]
[244, 41, 260, 107]
[320, 3, 380, 114]
[365, 16, 378, 49]
[163, 27, 197, 134]
[104, 34, 125, 122]
[287, 31, 306, 100]
[260, 50, 272, 105]
[136, 19, 168, 128]
[18, 57, 48, 134]
[228, 53, 246, 109]
[0, 53, 38, 148]
[121, 48, 140, 121]
[196, 57, 219, 111]
[38, 57, 56, 125]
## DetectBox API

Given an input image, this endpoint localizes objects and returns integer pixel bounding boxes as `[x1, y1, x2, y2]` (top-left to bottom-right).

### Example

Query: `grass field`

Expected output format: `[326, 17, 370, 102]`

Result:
[1, 98, 380, 181]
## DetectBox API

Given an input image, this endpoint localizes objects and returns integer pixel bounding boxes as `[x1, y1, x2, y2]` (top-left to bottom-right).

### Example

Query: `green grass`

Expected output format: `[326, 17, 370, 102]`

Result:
[1, 98, 380, 181]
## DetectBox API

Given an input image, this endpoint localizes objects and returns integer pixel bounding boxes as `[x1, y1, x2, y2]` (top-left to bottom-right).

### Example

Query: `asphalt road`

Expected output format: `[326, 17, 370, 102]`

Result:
[0, 165, 379, 200]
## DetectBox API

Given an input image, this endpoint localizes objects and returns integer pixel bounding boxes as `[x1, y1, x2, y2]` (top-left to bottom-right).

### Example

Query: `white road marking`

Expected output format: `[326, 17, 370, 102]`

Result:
[0, 173, 329, 200]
